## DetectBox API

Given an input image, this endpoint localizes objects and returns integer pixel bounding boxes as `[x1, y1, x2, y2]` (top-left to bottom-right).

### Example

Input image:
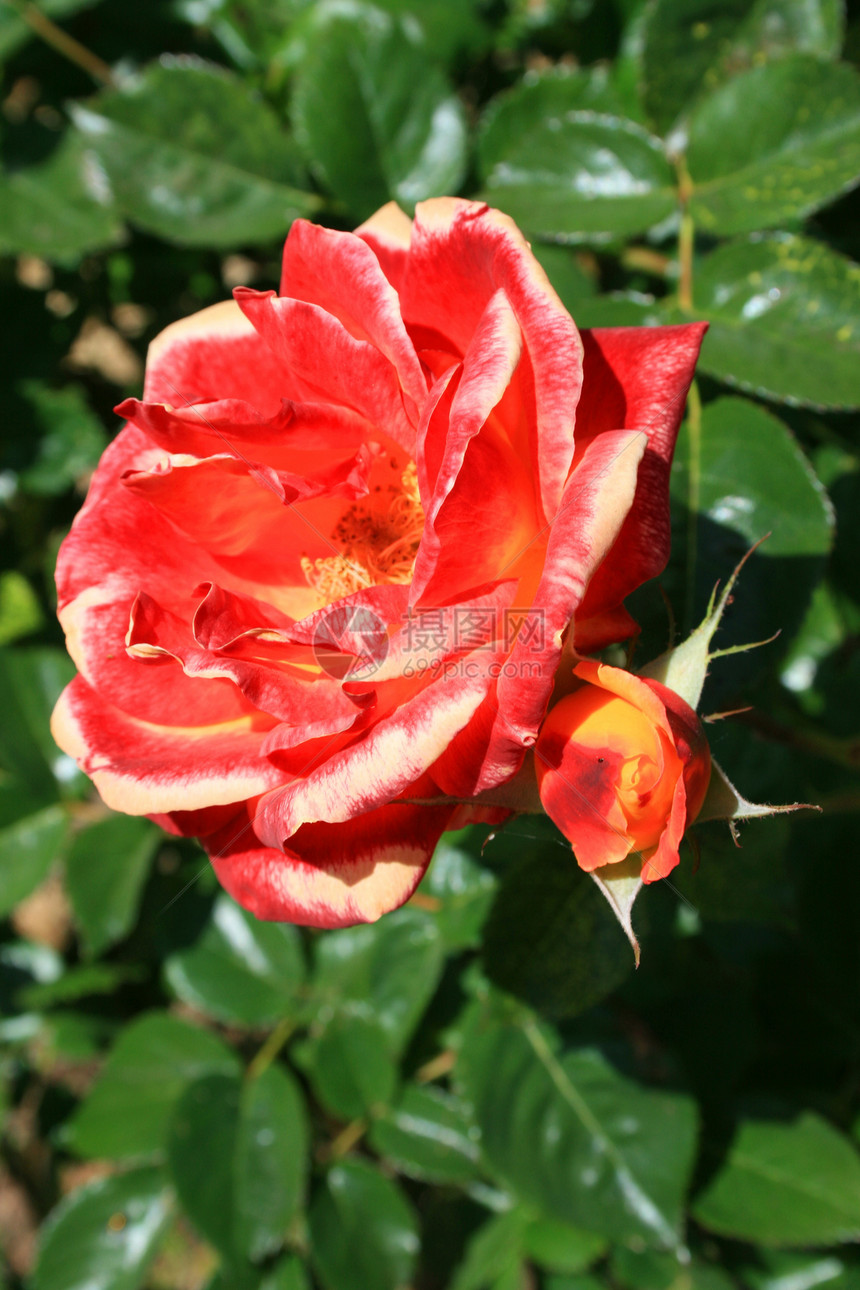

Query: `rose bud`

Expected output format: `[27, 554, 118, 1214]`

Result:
[535, 659, 711, 883]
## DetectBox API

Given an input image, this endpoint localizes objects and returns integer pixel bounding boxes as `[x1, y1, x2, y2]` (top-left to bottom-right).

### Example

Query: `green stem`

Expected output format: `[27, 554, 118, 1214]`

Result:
[684, 379, 702, 633]
[676, 156, 695, 312]
[246, 1016, 295, 1082]
[10, 0, 114, 85]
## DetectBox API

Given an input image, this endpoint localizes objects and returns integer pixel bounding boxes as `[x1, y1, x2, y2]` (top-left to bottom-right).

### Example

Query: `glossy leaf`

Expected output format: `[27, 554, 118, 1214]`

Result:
[290, 0, 467, 218]
[642, 0, 844, 132]
[415, 830, 498, 949]
[0, 569, 44, 644]
[307, 1009, 397, 1120]
[18, 380, 108, 496]
[168, 1065, 308, 1261]
[477, 66, 628, 178]
[67, 1011, 241, 1158]
[311, 907, 444, 1054]
[0, 131, 122, 264]
[457, 1004, 698, 1247]
[369, 1083, 482, 1184]
[670, 396, 833, 650]
[0, 648, 79, 800]
[309, 1157, 419, 1290]
[693, 1113, 860, 1246]
[65, 814, 160, 956]
[261, 1258, 313, 1290]
[676, 234, 860, 409]
[70, 58, 317, 247]
[477, 110, 677, 242]
[687, 56, 860, 235]
[451, 1210, 527, 1290]
[481, 846, 634, 1018]
[0, 802, 67, 917]
[33, 1166, 172, 1290]
[521, 1218, 607, 1275]
[164, 893, 305, 1027]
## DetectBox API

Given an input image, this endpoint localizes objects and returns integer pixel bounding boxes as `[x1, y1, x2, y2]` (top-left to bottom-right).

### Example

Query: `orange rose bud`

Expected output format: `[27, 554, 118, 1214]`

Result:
[535, 659, 711, 882]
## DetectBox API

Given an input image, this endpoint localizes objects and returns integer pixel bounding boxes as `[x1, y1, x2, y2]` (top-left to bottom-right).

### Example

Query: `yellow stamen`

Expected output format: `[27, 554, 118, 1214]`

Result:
[303, 461, 424, 600]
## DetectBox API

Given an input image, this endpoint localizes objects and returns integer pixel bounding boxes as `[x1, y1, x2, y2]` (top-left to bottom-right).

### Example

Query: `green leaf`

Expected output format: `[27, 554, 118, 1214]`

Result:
[306, 1009, 397, 1120]
[311, 907, 443, 1055]
[0, 0, 102, 65]
[369, 1083, 482, 1184]
[17, 961, 143, 1008]
[740, 1251, 860, 1290]
[290, 0, 467, 219]
[642, 0, 844, 133]
[481, 846, 634, 1018]
[521, 1219, 607, 1275]
[675, 234, 860, 409]
[65, 814, 160, 957]
[168, 1065, 308, 1262]
[693, 1113, 860, 1246]
[686, 55, 860, 235]
[457, 1005, 698, 1248]
[477, 110, 677, 242]
[572, 292, 660, 328]
[0, 647, 78, 800]
[531, 244, 598, 316]
[261, 1257, 313, 1290]
[67, 1011, 241, 1159]
[0, 132, 122, 264]
[308, 1157, 419, 1290]
[70, 57, 317, 247]
[0, 570, 44, 645]
[609, 1247, 736, 1290]
[451, 1210, 527, 1290]
[18, 380, 108, 496]
[33, 1165, 172, 1290]
[173, 0, 313, 70]
[416, 830, 498, 949]
[477, 66, 628, 178]
[164, 893, 305, 1027]
[670, 396, 833, 650]
[0, 802, 67, 917]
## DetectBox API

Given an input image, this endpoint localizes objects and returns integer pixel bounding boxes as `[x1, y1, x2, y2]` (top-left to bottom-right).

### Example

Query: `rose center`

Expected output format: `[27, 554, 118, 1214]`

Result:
[302, 461, 424, 600]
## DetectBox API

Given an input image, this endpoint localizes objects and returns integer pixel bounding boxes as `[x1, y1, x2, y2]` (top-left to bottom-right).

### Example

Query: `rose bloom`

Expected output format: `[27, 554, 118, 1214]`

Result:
[52, 198, 706, 927]
[536, 660, 712, 881]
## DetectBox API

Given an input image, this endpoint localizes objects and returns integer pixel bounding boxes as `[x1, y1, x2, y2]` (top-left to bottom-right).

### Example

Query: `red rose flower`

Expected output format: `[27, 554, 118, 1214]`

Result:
[535, 660, 712, 882]
[51, 198, 705, 926]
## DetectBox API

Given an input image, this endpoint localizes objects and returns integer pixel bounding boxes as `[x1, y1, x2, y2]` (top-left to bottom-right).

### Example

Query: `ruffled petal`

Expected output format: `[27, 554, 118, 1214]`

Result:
[208, 792, 453, 927]
[401, 198, 583, 518]
[234, 288, 417, 452]
[281, 220, 428, 418]
[143, 299, 294, 411]
[51, 675, 282, 815]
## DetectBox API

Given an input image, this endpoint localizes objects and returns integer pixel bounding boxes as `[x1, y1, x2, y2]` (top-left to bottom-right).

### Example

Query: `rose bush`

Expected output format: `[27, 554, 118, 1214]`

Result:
[535, 659, 712, 883]
[51, 198, 706, 926]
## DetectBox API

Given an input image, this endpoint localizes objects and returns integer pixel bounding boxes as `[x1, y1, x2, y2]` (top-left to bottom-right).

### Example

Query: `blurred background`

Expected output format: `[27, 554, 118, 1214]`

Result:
[1, 1, 860, 1288]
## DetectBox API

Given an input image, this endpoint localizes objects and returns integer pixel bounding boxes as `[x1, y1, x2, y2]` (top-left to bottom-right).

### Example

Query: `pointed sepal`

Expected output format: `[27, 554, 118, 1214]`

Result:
[639, 537, 770, 710]
[590, 853, 644, 966]
[697, 757, 819, 843]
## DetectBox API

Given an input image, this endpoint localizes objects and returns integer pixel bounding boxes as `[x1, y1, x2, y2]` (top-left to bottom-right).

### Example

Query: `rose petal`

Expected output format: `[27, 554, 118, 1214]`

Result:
[51, 675, 283, 815]
[281, 220, 428, 418]
[208, 790, 453, 927]
[574, 323, 708, 624]
[234, 287, 416, 452]
[401, 198, 583, 517]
